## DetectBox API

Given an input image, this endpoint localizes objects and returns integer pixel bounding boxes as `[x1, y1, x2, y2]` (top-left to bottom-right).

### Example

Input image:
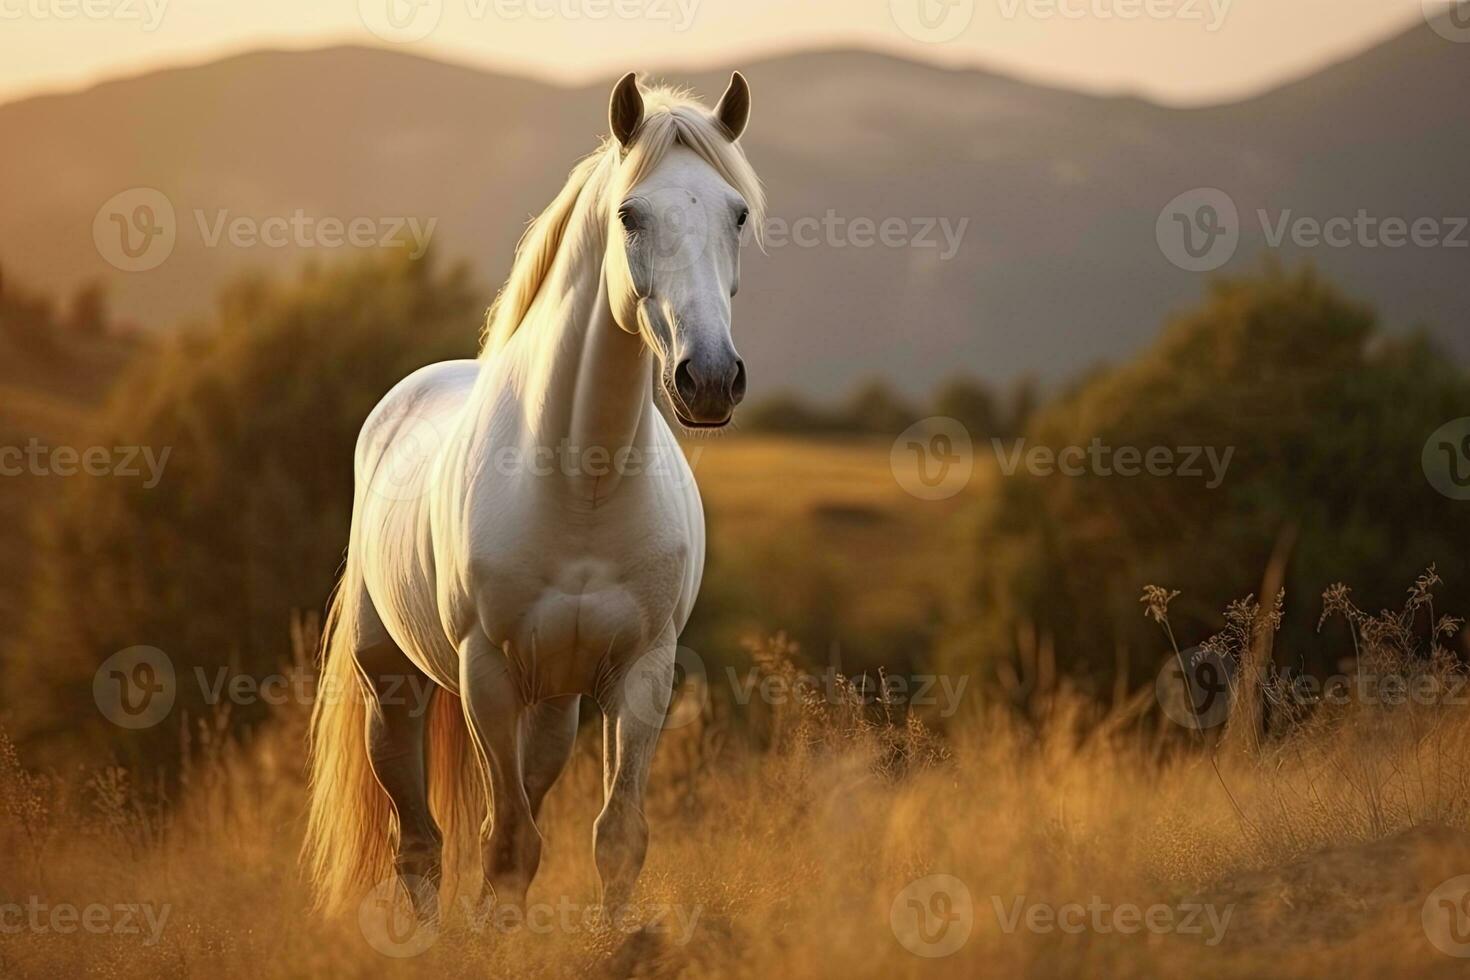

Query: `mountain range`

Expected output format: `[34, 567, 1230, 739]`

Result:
[0, 13, 1466, 396]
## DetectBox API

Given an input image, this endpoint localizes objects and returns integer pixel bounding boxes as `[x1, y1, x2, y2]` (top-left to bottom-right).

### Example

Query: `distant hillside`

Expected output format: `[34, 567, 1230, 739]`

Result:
[0, 325, 137, 630]
[0, 13, 1466, 395]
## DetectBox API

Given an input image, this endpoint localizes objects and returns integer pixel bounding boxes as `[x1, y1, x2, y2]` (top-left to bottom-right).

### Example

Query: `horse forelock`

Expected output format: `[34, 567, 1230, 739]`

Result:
[478, 83, 765, 359]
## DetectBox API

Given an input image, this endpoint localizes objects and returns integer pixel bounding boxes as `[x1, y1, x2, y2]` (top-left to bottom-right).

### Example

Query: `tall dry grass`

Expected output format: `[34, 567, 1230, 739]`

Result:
[2, 578, 1469, 979]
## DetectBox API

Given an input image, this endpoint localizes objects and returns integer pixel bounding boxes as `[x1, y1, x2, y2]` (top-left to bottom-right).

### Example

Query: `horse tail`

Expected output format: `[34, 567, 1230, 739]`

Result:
[303, 504, 483, 916]
[425, 684, 482, 908]
[303, 529, 391, 916]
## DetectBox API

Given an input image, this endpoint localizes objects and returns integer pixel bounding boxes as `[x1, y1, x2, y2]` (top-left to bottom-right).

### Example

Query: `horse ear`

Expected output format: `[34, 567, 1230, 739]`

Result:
[609, 72, 644, 147]
[713, 71, 751, 141]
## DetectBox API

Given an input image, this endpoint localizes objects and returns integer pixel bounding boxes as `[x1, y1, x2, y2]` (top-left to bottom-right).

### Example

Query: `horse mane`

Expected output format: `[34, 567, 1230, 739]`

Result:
[477, 82, 766, 358]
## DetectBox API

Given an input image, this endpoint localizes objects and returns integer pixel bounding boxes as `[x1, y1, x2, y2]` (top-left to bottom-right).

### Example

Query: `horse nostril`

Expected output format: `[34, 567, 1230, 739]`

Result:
[730, 359, 747, 405]
[673, 358, 698, 405]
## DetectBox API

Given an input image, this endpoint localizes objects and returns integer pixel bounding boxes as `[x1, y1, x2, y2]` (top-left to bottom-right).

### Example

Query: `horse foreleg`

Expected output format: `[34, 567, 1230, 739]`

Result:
[594, 639, 675, 912]
[459, 634, 540, 908]
[522, 696, 582, 821]
[355, 640, 442, 921]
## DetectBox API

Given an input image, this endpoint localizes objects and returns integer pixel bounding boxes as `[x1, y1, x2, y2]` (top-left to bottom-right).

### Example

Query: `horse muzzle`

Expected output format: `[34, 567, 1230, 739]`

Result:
[670, 350, 746, 429]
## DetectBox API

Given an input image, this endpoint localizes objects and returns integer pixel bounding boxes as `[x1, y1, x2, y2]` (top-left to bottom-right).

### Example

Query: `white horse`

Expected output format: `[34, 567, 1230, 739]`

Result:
[304, 71, 764, 921]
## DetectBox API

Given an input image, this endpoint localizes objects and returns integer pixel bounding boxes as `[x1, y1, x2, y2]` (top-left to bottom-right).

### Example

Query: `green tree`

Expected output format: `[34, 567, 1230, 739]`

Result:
[933, 375, 999, 441]
[952, 264, 1470, 689]
[66, 281, 109, 339]
[7, 252, 483, 767]
[843, 379, 915, 435]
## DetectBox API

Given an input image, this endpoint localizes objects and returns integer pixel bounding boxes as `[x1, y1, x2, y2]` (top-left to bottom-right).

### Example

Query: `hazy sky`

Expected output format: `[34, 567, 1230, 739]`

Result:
[0, 0, 1444, 106]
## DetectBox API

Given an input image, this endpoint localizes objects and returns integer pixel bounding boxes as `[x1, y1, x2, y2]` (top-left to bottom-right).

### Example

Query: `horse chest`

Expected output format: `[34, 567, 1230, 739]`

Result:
[460, 490, 697, 684]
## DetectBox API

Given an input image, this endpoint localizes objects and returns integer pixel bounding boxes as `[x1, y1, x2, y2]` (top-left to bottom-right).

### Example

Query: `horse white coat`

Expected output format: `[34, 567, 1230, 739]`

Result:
[304, 72, 765, 921]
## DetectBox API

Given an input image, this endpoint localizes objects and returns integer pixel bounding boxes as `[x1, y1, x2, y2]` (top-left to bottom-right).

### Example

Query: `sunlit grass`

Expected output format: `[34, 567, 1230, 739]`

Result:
[2, 576, 1469, 978]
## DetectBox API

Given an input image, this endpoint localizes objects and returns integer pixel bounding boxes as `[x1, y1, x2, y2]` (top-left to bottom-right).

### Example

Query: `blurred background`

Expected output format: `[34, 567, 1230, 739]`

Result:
[0, 0, 1467, 773]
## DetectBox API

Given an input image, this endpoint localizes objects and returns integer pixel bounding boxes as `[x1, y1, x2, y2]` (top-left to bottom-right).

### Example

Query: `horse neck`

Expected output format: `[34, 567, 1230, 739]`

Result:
[501, 203, 656, 485]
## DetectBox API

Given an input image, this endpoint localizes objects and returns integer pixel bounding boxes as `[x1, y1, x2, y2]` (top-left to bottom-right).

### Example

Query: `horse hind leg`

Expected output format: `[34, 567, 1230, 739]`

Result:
[459, 633, 541, 908]
[355, 639, 443, 920]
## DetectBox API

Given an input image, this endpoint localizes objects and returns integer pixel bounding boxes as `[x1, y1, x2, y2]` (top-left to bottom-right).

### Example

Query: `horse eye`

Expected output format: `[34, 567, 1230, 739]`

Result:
[618, 207, 637, 232]
[737, 209, 749, 228]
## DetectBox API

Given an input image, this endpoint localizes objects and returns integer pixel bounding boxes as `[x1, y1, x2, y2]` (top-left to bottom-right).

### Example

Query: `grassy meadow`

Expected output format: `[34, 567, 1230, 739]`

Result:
[3, 436, 1470, 978]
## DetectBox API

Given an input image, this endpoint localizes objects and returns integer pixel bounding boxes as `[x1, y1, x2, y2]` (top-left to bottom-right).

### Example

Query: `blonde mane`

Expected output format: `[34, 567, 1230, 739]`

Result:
[478, 83, 766, 357]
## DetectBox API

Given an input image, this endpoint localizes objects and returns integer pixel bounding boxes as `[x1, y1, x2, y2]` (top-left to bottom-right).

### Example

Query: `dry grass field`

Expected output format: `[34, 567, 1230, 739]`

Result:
[688, 435, 984, 673]
[3, 438, 1469, 979]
